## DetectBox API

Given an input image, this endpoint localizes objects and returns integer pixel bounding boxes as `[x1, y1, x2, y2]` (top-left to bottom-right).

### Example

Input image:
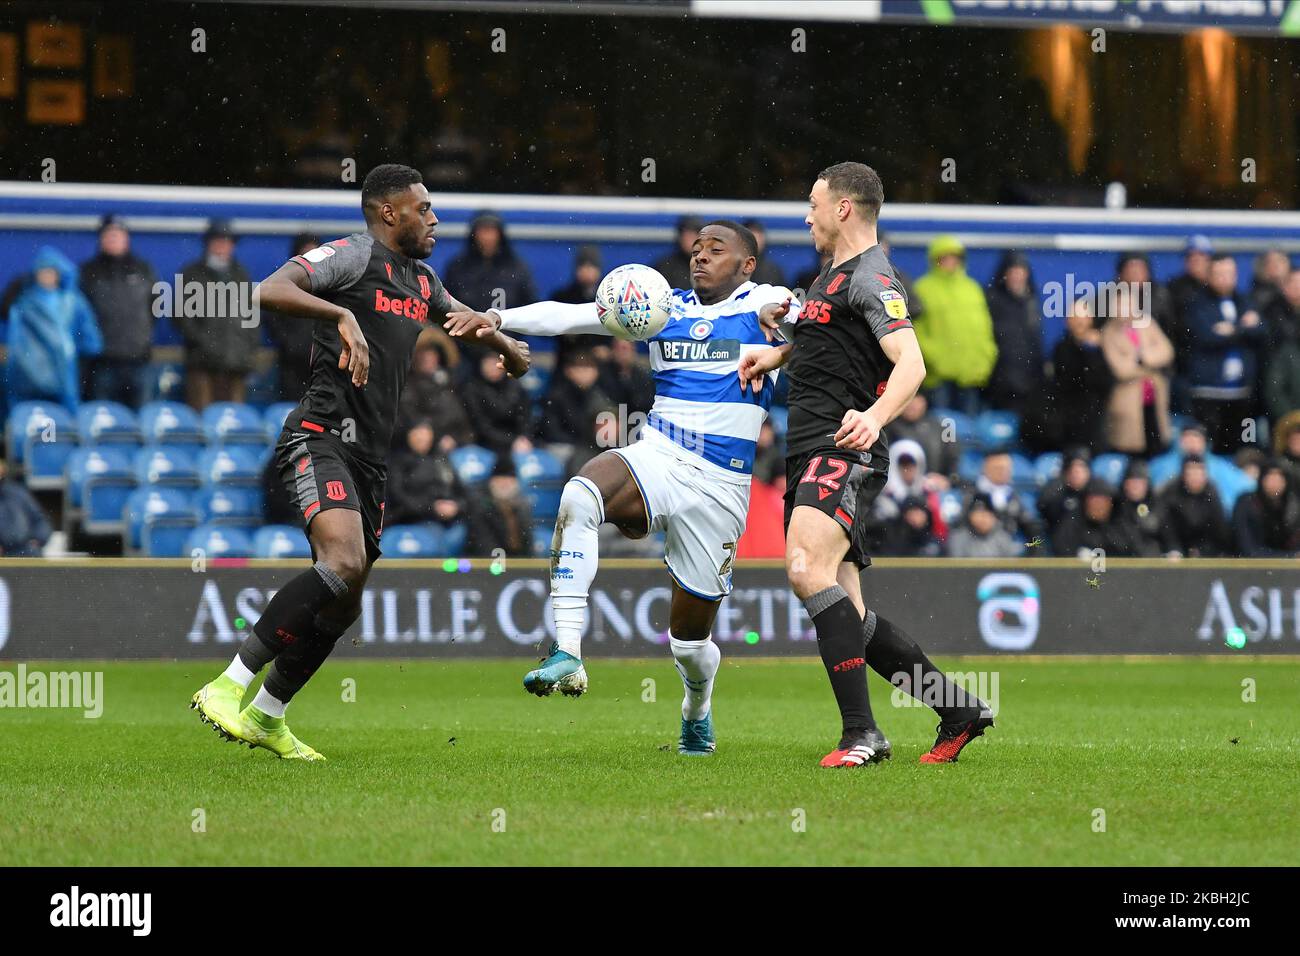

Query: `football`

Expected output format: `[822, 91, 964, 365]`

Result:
[594, 263, 674, 341]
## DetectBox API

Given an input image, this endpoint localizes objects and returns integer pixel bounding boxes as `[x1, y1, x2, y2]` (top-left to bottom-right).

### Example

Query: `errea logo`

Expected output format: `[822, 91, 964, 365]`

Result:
[50, 886, 152, 936]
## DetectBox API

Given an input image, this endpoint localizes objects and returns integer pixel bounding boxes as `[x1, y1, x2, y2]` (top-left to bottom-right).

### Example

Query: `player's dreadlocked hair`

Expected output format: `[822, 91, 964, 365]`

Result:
[361, 164, 423, 222]
[818, 162, 885, 223]
[702, 219, 759, 259]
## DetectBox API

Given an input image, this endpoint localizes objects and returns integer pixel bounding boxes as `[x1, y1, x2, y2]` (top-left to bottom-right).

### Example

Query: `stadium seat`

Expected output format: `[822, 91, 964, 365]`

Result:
[253, 525, 312, 559]
[441, 522, 467, 557]
[1034, 452, 1063, 487]
[185, 524, 254, 559]
[124, 486, 197, 552]
[1091, 453, 1129, 487]
[144, 362, 186, 403]
[75, 401, 142, 446]
[135, 445, 201, 487]
[383, 524, 441, 558]
[202, 402, 267, 445]
[518, 365, 552, 401]
[6, 401, 76, 468]
[957, 448, 985, 483]
[515, 448, 566, 522]
[450, 445, 497, 485]
[144, 517, 199, 558]
[64, 445, 135, 510]
[929, 408, 974, 445]
[198, 445, 267, 486]
[531, 524, 553, 558]
[767, 405, 789, 437]
[975, 410, 1020, 452]
[139, 401, 205, 448]
[194, 486, 265, 525]
[263, 402, 298, 440]
[21, 405, 80, 490]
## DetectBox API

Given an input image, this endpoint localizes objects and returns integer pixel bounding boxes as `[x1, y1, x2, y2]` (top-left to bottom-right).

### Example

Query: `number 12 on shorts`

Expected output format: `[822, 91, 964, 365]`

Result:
[801, 455, 847, 490]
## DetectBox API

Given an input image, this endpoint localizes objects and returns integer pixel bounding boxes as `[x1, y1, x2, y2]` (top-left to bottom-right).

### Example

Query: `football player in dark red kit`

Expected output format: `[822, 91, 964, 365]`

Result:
[191, 164, 529, 760]
[741, 162, 993, 767]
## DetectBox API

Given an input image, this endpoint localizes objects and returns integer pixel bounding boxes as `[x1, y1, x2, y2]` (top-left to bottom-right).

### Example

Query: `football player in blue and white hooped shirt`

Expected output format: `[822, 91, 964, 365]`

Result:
[444, 220, 797, 756]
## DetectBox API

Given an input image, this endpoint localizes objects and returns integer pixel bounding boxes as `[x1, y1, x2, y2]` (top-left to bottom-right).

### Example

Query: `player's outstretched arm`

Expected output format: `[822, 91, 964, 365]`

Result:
[445, 300, 608, 340]
[835, 327, 925, 450]
[256, 261, 369, 387]
[442, 295, 531, 379]
[738, 342, 792, 393]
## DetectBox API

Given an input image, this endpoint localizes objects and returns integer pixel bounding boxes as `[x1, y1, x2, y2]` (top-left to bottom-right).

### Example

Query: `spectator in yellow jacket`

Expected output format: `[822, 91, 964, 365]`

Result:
[912, 234, 998, 414]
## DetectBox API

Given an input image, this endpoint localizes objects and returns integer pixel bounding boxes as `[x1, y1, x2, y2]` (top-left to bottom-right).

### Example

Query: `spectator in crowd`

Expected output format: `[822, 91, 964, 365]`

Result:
[386, 419, 466, 528]
[465, 466, 533, 557]
[264, 233, 321, 401]
[889, 393, 957, 485]
[947, 492, 1022, 558]
[880, 494, 945, 557]
[1112, 459, 1165, 557]
[0, 457, 52, 556]
[177, 220, 259, 410]
[78, 215, 158, 408]
[1107, 252, 1174, 337]
[875, 439, 948, 542]
[912, 234, 998, 415]
[5, 246, 103, 411]
[983, 250, 1044, 414]
[535, 351, 613, 450]
[1273, 412, 1300, 485]
[1232, 459, 1300, 557]
[968, 451, 1040, 542]
[1038, 448, 1091, 545]
[444, 210, 537, 312]
[750, 420, 784, 485]
[395, 335, 472, 450]
[1149, 421, 1238, 492]
[1249, 248, 1290, 321]
[460, 351, 532, 465]
[1051, 479, 1134, 558]
[1100, 283, 1175, 456]
[550, 244, 609, 365]
[1047, 299, 1112, 454]
[1158, 455, 1232, 557]
[1167, 234, 1214, 352]
[653, 216, 702, 290]
[741, 218, 787, 287]
[1233, 446, 1267, 484]
[1261, 264, 1300, 351]
[1184, 254, 1267, 452]
[598, 338, 655, 420]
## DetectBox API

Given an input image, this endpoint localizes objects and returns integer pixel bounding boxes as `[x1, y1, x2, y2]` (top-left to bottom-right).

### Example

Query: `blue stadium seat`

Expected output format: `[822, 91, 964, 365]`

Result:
[184, 524, 255, 559]
[450, 445, 497, 485]
[1018, 488, 1039, 515]
[518, 365, 552, 401]
[125, 486, 197, 552]
[263, 402, 298, 440]
[139, 401, 205, 448]
[194, 486, 265, 525]
[135, 445, 201, 487]
[64, 445, 135, 510]
[441, 522, 467, 557]
[6, 401, 76, 467]
[198, 445, 266, 486]
[767, 405, 789, 437]
[76, 401, 142, 446]
[84, 472, 140, 535]
[253, 525, 312, 559]
[1010, 453, 1037, 491]
[957, 448, 985, 483]
[144, 362, 186, 403]
[1034, 452, 1063, 487]
[929, 408, 975, 445]
[145, 518, 199, 558]
[515, 448, 566, 522]
[1091, 452, 1129, 487]
[383, 524, 441, 558]
[975, 410, 1020, 452]
[22, 406, 80, 490]
[531, 524, 553, 558]
[202, 402, 267, 445]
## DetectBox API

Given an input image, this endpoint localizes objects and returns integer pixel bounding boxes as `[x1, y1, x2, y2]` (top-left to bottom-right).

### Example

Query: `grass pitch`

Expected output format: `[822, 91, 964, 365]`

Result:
[1, 657, 1297, 866]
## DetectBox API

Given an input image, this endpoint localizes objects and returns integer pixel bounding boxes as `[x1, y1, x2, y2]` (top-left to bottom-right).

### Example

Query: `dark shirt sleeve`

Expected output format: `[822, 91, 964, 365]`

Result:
[847, 268, 913, 341]
[290, 236, 371, 295]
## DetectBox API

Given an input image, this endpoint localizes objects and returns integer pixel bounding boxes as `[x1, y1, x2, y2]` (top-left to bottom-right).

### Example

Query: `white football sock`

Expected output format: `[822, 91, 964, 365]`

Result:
[550, 477, 604, 659]
[251, 684, 287, 718]
[670, 637, 721, 720]
[223, 656, 256, 689]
